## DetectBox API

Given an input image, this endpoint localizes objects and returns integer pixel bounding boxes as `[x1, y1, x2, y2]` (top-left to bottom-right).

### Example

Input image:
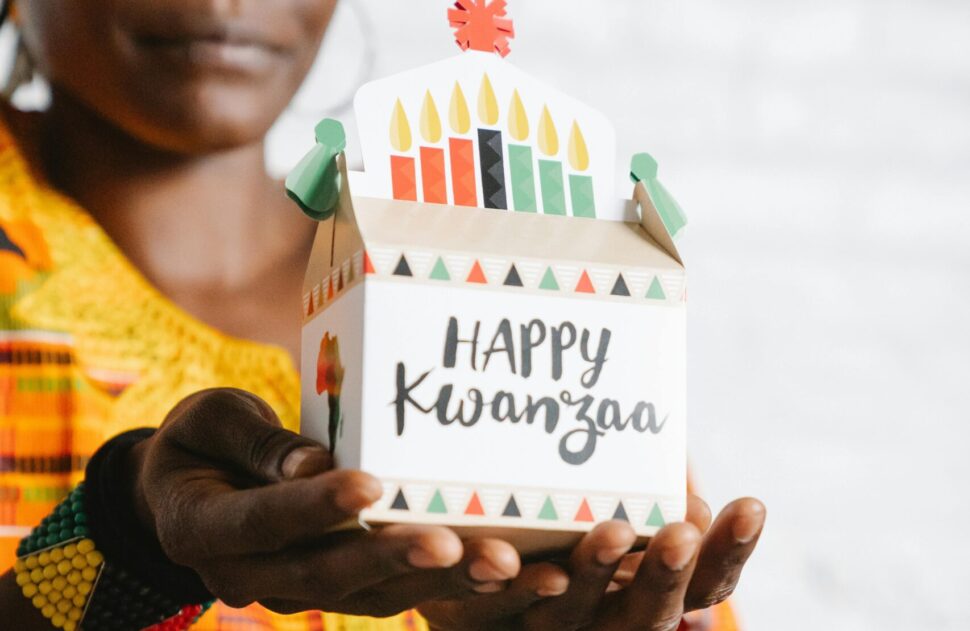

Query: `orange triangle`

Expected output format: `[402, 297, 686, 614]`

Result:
[306, 300, 314, 316]
[574, 498, 594, 522]
[575, 270, 595, 293]
[326, 280, 334, 300]
[464, 492, 485, 515]
[363, 251, 376, 274]
[466, 260, 487, 284]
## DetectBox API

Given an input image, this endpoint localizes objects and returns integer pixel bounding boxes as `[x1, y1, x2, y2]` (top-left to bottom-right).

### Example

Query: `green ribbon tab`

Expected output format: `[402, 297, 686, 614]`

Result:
[285, 118, 347, 221]
[630, 152, 687, 239]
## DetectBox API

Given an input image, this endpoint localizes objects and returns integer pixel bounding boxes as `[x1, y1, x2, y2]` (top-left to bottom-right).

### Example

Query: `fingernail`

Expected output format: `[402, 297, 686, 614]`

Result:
[661, 539, 698, 572]
[605, 580, 623, 593]
[469, 558, 510, 583]
[281, 446, 327, 479]
[408, 546, 447, 569]
[536, 577, 569, 597]
[595, 544, 631, 566]
[334, 478, 382, 513]
[473, 581, 506, 594]
[732, 505, 766, 544]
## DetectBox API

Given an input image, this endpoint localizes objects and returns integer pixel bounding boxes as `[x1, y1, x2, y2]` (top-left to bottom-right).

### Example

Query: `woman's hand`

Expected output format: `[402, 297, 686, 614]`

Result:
[132, 388, 521, 616]
[418, 495, 765, 630]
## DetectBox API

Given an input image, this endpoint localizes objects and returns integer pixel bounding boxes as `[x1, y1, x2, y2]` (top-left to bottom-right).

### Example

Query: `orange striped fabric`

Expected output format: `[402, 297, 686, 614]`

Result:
[0, 113, 736, 630]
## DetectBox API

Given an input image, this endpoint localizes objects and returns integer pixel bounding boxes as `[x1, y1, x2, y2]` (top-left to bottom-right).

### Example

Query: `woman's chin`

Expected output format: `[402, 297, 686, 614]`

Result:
[112, 90, 283, 155]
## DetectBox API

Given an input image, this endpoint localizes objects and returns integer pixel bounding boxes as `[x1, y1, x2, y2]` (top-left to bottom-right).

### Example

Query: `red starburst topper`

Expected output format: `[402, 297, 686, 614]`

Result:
[448, 0, 515, 58]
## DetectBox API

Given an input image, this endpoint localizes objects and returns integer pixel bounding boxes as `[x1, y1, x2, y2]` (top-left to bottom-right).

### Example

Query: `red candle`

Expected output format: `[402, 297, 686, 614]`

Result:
[448, 82, 477, 206]
[449, 138, 477, 206]
[390, 155, 417, 201]
[390, 98, 417, 201]
[417, 90, 448, 204]
[420, 147, 447, 204]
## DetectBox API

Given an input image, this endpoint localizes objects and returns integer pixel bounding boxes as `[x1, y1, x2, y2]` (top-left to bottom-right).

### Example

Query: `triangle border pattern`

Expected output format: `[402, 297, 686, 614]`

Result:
[304, 248, 685, 319]
[370, 480, 684, 536]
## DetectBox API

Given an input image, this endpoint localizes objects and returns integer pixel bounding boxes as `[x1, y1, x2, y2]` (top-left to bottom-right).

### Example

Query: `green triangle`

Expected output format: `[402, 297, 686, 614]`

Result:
[427, 490, 447, 514]
[429, 257, 450, 281]
[646, 276, 666, 300]
[538, 496, 558, 520]
[645, 503, 665, 527]
[539, 267, 559, 291]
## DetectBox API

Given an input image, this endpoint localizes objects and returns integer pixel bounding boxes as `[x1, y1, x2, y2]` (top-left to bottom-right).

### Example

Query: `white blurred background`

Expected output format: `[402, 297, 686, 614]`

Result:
[8, 1, 970, 628]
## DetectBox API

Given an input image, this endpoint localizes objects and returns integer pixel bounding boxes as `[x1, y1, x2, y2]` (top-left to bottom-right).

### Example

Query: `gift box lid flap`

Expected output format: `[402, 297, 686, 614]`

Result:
[350, 193, 683, 273]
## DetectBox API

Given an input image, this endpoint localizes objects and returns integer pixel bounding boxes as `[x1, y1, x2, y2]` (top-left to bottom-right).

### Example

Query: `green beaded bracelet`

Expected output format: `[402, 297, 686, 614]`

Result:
[15, 483, 213, 631]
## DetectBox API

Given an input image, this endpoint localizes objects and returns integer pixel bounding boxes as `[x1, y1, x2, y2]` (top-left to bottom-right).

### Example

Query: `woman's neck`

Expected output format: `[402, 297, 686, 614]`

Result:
[41, 95, 310, 291]
[33, 92, 316, 358]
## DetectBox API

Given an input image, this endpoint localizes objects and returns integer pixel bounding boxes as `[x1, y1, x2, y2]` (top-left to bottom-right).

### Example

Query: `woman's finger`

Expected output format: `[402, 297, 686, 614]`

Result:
[200, 524, 465, 607]
[685, 494, 713, 533]
[157, 388, 331, 482]
[611, 551, 643, 589]
[469, 561, 571, 616]
[684, 497, 765, 612]
[612, 494, 711, 589]
[522, 521, 636, 631]
[342, 538, 521, 618]
[593, 522, 701, 631]
[158, 468, 383, 560]
[419, 560, 570, 630]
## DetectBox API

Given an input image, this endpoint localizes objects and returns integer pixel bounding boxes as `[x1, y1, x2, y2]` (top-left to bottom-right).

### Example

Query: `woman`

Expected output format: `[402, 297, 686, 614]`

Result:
[0, 1, 764, 629]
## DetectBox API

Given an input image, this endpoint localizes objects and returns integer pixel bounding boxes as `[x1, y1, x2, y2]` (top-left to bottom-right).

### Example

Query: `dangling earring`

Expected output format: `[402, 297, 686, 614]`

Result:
[1, 0, 35, 101]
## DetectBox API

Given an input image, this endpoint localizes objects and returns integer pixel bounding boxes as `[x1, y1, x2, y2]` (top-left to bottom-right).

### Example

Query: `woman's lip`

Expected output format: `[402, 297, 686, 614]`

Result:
[135, 36, 286, 74]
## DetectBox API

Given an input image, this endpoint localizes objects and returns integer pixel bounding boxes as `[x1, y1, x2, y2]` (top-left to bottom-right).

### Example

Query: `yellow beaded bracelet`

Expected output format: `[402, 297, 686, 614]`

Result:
[16, 483, 211, 630]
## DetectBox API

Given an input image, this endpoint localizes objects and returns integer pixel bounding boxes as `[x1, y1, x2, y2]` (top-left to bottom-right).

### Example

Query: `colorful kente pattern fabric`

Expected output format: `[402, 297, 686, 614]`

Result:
[0, 112, 737, 630]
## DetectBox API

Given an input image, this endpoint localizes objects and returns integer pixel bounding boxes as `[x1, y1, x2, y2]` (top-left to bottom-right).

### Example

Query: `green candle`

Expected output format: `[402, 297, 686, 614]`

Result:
[568, 174, 595, 218]
[536, 105, 565, 215]
[538, 159, 566, 215]
[507, 90, 537, 212]
[567, 121, 595, 218]
[509, 145, 537, 212]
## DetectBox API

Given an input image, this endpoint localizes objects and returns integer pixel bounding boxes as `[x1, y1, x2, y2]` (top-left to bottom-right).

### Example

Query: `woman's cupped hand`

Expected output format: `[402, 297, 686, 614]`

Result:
[133, 388, 764, 628]
[133, 388, 521, 616]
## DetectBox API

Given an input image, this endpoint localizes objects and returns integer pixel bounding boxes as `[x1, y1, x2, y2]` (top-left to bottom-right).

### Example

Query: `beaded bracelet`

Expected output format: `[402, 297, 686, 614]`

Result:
[15, 483, 212, 631]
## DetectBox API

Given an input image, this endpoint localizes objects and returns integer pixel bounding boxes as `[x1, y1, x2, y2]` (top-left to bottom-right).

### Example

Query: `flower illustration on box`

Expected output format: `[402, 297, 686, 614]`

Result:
[315, 332, 344, 453]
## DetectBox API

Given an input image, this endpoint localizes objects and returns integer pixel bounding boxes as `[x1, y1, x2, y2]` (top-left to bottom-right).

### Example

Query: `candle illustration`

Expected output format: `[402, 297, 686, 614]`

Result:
[567, 121, 595, 217]
[419, 90, 447, 204]
[389, 98, 417, 201]
[507, 89, 537, 212]
[448, 82, 477, 207]
[537, 105, 566, 215]
[477, 74, 508, 209]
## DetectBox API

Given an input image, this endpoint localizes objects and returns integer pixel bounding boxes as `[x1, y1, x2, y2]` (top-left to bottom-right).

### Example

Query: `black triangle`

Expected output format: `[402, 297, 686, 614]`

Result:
[390, 489, 409, 510]
[611, 274, 631, 296]
[486, 132, 503, 153]
[503, 265, 523, 287]
[392, 255, 413, 277]
[612, 501, 629, 522]
[502, 495, 521, 517]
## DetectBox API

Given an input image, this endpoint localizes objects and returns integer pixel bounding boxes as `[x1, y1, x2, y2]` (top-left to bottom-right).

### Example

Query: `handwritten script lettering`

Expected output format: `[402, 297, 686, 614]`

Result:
[394, 316, 666, 465]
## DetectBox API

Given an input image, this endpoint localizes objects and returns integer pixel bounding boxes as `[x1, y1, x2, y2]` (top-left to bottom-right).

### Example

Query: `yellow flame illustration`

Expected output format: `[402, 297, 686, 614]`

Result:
[567, 121, 589, 171]
[537, 105, 559, 156]
[508, 90, 529, 141]
[420, 90, 442, 143]
[449, 82, 471, 134]
[390, 98, 412, 152]
[478, 74, 499, 126]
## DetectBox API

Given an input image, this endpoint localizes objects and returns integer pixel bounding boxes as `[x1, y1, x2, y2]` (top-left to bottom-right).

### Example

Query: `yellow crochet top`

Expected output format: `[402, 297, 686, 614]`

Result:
[0, 114, 426, 630]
